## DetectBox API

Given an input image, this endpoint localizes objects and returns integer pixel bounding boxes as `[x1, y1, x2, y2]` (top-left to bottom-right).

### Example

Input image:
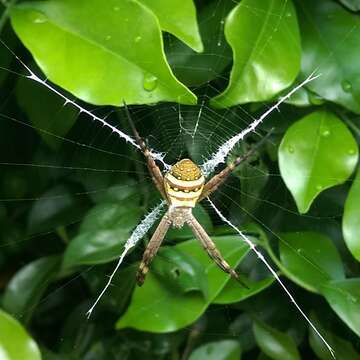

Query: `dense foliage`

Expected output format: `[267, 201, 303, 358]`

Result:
[1, 0, 360, 359]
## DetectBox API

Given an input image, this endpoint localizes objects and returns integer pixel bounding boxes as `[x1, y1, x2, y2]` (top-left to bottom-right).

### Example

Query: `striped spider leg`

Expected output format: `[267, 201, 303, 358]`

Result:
[125, 109, 269, 287]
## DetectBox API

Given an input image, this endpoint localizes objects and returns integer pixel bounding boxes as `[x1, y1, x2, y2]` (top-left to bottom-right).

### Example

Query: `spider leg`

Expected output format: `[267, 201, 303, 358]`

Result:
[186, 214, 249, 288]
[136, 212, 172, 285]
[123, 102, 167, 200]
[86, 201, 166, 317]
[199, 130, 273, 201]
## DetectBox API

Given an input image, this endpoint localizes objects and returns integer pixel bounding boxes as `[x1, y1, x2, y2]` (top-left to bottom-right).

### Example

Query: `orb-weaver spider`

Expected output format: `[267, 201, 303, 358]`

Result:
[126, 104, 264, 288]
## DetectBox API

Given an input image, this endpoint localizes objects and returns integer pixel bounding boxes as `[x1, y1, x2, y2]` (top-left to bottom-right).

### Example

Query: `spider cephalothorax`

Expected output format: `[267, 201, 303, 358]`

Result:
[164, 159, 205, 208]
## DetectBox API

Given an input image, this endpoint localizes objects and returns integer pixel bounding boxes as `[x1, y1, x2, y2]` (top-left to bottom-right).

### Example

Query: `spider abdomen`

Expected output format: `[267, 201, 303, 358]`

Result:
[164, 159, 205, 208]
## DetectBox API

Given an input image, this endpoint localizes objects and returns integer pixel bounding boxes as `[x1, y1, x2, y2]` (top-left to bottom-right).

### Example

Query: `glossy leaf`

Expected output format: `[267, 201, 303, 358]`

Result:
[233, 148, 270, 214]
[62, 203, 142, 268]
[3, 256, 60, 322]
[343, 168, 360, 262]
[321, 278, 360, 337]
[16, 77, 78, 149]
[278, 232, 345, 293]
[165, 0, 234, 86]
[211, 0, 301, 107]
[279, 111, 358, 213]
[89, 179, 142, 205]
[214, 276, 274, 305]
[188, 340, 241, 360]
[153, 247, 209, 297]
[297, 0, 360, 113]
[285, 85, 312, 107]
[253, 320, 300, 360]
[11, 0, 196, 106]
[139, 0, 203, 52]
[0, 309, 41, 360]
[213, 235, 276, 304]
[339, 0, 360, 11]
[117, 236, 250, 332]
[309, 314, 360, 360]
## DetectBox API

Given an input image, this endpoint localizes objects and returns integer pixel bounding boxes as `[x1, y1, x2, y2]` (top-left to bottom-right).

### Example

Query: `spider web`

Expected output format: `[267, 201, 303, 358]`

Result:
[0, 0, 358, 358]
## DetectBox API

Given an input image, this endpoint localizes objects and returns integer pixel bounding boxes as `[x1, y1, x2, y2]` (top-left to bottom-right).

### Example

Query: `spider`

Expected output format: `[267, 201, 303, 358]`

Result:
[125, 105, 266, 288]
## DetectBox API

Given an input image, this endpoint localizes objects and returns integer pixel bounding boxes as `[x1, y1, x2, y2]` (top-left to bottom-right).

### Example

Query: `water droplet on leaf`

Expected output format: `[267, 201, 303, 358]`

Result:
[321, 129, 330, 137]
[288, 146, 294, 153]
[134, 36, 142, 43]
[341, 80, 352, 93]
[105, 35, 112, 41]
[347, 295, 358, 303]
[348, 148, 356, 155]
[143, 73, 158, 92]
[113, 6, 119, 11]
[316, 184, 323, 190]
[30, 11, 47, 24]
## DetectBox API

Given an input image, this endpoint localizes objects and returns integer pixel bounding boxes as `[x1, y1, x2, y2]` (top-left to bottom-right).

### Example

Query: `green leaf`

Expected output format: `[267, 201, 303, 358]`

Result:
[278, 111, 358, 213]
[214, 276, 274, 305]
[232, 146, 269, 214]
[0, 309, 42, 360]
[338, 0, 360, 11]
[165, 0, 234, 86]
[79, 203, 139, 233]
[188, 340, 241, 360]
[153, 247, 209, 297]
[116, 235, 250, 333]
[297, 0, 360, 113]
[277, 232, 345, 293]
[89, 180, 141, 205]
[253, 320, 300, 360]
[343, 168, 360, 262]
[16, 77, 77, 150]
[27, 185, 88, 234]
[309, 313, 360, 360]
[285, 85, 312, 107]
[10, 0, 196, 106]
[211, 0, 301, 108]
[62, 203, 142, 268]
[2, 256, 60, 323]
[321, 278, 360, 337]
[139, 0, 203, 52]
